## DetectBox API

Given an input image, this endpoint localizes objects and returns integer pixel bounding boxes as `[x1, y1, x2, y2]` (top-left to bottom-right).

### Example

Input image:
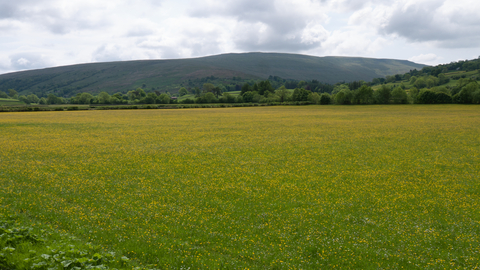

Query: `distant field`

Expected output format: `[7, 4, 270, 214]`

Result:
[0, 98, 24, 105]
[1, 106, 479, 269]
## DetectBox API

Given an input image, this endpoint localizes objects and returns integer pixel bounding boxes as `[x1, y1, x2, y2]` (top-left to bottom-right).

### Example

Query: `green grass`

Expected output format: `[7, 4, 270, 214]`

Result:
[0, 98, 24, 106]
[1, 106, 479, 269]
[371, 69, 480, 91]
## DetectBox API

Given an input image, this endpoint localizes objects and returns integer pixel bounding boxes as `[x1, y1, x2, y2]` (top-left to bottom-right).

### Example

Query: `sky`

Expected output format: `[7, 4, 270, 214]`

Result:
[1, 0, 479, 75]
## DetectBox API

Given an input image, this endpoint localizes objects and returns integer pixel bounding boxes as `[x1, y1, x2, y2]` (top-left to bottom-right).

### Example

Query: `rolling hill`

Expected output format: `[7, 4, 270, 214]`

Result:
[0, 53, 426, 97]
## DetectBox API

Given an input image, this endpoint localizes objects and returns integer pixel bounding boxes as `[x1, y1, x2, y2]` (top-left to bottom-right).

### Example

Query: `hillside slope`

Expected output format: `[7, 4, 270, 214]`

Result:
[0, 53, 426, 97]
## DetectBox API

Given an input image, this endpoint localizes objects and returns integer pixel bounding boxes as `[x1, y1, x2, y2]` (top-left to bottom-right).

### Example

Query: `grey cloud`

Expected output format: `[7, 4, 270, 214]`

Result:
[9, 53, 52, 70]
[232, 23, 320, 52]
[183, 38, 222, 58]
[381, 1, 480, 48]
[93, 45, 124, 62]
[314, 0, 390, 12]
[0, 0, 107, 34]
[190, 0, 327, 52]
[0, 0, 41, 19]
[189, 0, 272, 19]
[382, 1, 447, 41]
[125, 27, 155, 37]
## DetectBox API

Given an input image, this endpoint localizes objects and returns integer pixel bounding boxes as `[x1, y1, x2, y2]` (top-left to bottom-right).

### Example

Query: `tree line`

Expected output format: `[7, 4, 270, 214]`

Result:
[2, 79, 479, 106]
[2, 57, 480, 106]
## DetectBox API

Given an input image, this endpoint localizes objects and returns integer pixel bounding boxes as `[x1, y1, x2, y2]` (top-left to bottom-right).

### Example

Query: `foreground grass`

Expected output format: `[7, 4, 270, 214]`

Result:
[0, 215, 144, 269]
[1, 105, 479, 269]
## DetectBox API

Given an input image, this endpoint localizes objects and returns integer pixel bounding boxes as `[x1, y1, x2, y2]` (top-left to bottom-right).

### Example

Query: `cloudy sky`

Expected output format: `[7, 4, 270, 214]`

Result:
[1, 0, 479, 74]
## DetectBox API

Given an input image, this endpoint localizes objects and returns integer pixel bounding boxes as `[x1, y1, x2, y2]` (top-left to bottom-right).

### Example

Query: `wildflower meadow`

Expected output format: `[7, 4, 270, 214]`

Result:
[1, 105, 479, 269]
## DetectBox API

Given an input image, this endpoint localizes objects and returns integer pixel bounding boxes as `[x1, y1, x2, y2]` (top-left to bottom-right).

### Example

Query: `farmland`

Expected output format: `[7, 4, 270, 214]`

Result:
[1, 105, 480, 269]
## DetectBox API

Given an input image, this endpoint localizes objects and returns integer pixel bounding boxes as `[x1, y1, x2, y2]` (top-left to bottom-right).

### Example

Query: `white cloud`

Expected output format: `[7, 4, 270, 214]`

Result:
[408, 53, 441, 65]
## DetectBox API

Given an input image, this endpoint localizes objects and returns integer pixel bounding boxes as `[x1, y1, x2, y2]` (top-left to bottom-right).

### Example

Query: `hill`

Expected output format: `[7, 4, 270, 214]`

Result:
[0, 53, 426, 97]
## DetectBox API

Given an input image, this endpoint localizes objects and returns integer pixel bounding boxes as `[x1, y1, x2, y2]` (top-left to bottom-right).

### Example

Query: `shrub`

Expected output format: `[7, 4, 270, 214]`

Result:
[391, 87, 408, 104]
[416, 90, 437, 104]
[435, 93, 452, 104]
[319, 93, 331, 105]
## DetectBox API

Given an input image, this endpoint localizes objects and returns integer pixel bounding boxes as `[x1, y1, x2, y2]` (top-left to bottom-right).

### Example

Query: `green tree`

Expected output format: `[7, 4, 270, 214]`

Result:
[240, 84, 251, 95]
[213, 87, 222, 98]
[219, 93, 235, 103]
[453, 82, 478, 103]
[112, 92, 124, 100]
[128, 88, 146, 100]
[408, 87, 419, 103]
[7, 89, 18, 98]
[391, 87, 408, 104]
[194, 87, 201, 97]
[308, 92, 321, 104]
[157, 93, 171, 104]
[111, 93, 125, 104]
[252, 83, 259, 92]
[332, 84, 349, 95]
[0, 91, 8, 98]
[409, 76, 418, 84]
[385, 75, 395, 83]
[258, 80, 274, 95]
[79, 92, 94, 104]
[334, 91, 347, 105]
[242, 91, 255, 103]
[297, 81, 307, 89]
[438, 73, 449, 85]
[203, 83, 215, 93]
[27, 94, 40, 104]
[426, 78, 435, 88]
[144, 92, 157, 104]
[18, 95, 29, 104]
[416, 90, 437, 104]
[275, 86, 290, 102]
[319, 93, 331, 105]
[235, 95, 244, 103]
[97, 92, 111, 104]
[374, 85, 391, 104]
[38, 97, 47, 105]
[435, 92, 452, 104]
[204, 92, 217, 103]
[353, 85, 374, 104]
[414, 77, 427, 89]
[292, 88, 310, 101]
[179, 87, 188, 96]
[433, 86, 450, 94]
[47, 93, 59, 105]
[472, 90, 480, 104]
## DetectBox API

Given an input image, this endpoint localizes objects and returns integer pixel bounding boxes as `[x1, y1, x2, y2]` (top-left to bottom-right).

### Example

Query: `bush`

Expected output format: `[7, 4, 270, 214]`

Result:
[319, 93, 332, 105]
[416, 90, 437, 104]
[374, 85, 391, 104]
[435, 93, 452, 104]
[180, 98, 195, 104]
[391, 87, 408, 104]
[472, 91, 480, 104]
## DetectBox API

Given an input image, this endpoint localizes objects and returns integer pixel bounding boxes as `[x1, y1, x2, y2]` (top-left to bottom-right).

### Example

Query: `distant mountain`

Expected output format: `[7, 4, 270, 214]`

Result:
[0, 53, 426, 97]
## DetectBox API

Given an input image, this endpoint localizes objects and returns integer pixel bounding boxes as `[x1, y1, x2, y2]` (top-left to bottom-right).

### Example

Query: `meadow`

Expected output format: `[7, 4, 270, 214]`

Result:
[0, 98, 24, 106]
[1, 105, 479, 269]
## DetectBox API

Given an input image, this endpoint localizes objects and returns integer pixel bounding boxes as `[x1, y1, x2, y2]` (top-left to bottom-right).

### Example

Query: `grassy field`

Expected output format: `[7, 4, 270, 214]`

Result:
[1, 105, 479, 269]
[0, 98, 24, 106]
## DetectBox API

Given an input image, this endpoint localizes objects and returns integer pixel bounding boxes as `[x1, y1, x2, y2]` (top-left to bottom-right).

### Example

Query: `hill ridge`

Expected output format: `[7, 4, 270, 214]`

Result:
[0, 52, 426, 97]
